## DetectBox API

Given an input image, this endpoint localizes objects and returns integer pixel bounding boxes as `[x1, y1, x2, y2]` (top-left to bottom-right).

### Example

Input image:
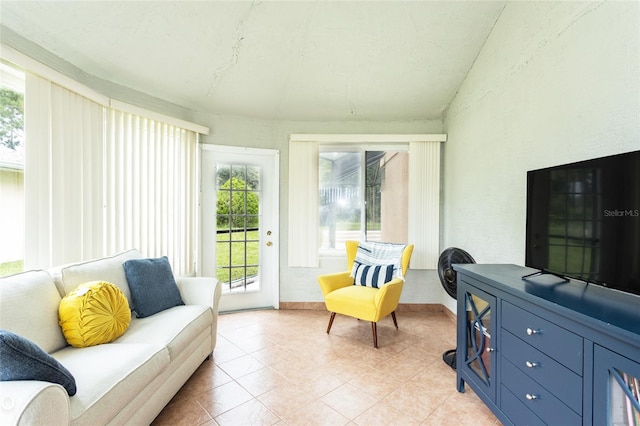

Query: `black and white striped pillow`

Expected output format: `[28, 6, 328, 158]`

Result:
[351, 261, 394, 288]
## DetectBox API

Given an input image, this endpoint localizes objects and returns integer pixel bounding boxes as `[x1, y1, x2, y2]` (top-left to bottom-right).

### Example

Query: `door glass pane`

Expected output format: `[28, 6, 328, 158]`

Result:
[465, 292, 492, 385]
[216, 163, 261, 293]
[608, 368, 640, 426]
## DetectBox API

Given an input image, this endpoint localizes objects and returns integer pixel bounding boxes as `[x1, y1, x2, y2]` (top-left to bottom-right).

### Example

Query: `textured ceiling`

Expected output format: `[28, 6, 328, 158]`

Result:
[0, 1, 506, 121]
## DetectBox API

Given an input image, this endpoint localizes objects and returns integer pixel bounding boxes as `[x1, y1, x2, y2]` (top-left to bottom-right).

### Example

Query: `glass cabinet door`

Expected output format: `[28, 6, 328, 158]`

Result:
[594, 345, 640, 426]
[457, 282, 497, 401]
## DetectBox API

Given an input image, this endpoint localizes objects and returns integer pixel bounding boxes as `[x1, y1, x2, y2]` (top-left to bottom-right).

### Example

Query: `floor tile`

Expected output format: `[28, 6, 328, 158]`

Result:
[153, 310, 500, 425]
[214, 398, 281, 426]
[218, 354, 265, 380]
[381, 372, 453, 421]
[353, 401, 420, 426]
[276, 400, 350, 426]
[235, 366, 290, 397]
[151, 397, 212, 426]
[320, 383, 378, 420]
[196, 381, 254, 418]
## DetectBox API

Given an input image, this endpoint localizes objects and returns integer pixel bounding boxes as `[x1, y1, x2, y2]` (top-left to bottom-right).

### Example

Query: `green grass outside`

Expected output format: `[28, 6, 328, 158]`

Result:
[0, 260, 23, 277]
[216, 229, 259, 283]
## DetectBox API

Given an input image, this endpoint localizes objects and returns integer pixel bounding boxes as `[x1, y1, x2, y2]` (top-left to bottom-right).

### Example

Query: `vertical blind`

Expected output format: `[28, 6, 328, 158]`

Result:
[287, 140, 319, 267]
[24, 74, 104, 268]
[408, 141, 441, 269]
[105, 110, 199, 275]
[24, 73, 203, 275]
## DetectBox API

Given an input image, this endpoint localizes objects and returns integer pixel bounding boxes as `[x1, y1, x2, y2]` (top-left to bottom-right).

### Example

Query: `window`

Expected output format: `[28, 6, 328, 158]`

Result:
[288, 134, 445, 269]
[3, 46, 208, 274]
[319, 148, 408, 252]
[0, 62, 25, 276]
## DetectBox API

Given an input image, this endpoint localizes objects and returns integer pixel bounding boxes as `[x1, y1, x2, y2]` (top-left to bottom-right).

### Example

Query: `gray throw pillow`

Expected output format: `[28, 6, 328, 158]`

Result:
[0, 330, 77, 396]
[123, 256, 184, 318]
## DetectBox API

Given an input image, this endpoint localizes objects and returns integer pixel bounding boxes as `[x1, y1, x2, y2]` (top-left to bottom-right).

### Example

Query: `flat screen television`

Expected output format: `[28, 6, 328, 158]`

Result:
[525, 150, 640, 295]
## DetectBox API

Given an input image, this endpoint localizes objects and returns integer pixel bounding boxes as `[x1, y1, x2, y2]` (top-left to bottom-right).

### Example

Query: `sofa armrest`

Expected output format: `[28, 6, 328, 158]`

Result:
[176, 277, 222, 311]
[0, 381, 69, 426]
[175, 277, 222, 353]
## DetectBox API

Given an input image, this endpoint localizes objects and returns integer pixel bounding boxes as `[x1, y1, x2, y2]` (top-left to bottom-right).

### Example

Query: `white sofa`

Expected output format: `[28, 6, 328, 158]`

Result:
[0, 250, 222, 425]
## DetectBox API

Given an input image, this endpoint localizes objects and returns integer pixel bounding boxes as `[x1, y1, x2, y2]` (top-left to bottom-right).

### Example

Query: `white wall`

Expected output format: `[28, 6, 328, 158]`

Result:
[194, 112, 445, 304]
[442, 1, 640, 312]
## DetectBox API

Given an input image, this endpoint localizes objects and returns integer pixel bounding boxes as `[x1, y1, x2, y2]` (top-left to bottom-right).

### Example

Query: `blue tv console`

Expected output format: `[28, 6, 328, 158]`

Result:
[454, 264, 640, 425]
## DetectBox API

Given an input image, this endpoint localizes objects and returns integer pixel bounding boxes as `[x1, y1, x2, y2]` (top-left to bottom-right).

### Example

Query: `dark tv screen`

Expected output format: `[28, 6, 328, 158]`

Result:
[525, 150, 640, 295]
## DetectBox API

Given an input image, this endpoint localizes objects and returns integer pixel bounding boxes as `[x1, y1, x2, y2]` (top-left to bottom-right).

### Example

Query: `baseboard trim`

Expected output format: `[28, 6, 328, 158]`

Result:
[279, 302, 449, 314]
[279, 302, 326, 311]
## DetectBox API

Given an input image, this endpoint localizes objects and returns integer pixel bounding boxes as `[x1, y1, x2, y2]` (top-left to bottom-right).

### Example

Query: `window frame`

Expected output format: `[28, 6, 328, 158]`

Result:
[288, 134, 446, 269]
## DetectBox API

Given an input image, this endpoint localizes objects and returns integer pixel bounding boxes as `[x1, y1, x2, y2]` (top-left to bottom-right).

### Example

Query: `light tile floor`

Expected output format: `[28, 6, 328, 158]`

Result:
[153, 309, 500, 425]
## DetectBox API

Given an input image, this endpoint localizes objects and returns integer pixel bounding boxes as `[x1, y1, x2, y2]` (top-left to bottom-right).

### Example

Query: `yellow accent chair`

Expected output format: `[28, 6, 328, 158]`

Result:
[318, 240, 414, 348]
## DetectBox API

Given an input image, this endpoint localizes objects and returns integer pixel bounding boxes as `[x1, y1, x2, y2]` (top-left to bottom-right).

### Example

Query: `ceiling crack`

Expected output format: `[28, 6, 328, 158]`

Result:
[207, 1, 262, 97]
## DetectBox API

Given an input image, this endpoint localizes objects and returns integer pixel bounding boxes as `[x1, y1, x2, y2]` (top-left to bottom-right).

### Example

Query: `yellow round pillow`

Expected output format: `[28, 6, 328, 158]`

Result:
[59, 281, 131, 348]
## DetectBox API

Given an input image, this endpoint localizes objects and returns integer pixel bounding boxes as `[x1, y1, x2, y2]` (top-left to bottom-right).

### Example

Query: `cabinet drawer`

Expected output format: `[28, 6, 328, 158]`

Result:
[502, 358, 581, 426]
[501, 386, 546, 426]
[502, 301, 583, 374]
[502, 331, 582, 413]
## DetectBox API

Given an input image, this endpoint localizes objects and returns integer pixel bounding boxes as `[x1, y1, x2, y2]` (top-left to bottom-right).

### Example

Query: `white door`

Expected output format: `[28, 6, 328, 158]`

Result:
[200, 145, 279, 312]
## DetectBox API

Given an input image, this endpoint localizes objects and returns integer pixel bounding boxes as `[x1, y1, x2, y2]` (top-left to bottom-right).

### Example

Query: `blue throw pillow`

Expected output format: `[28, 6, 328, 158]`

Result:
[0, 330, 76, 396]
[351, 261, 394, 288]
[123, 256, 184, 318]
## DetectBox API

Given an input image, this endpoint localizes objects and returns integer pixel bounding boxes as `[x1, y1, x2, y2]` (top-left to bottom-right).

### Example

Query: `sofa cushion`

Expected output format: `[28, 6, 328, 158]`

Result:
[0, 270, 68, 353]
[56, 249, 142, 308]
[0, 330, 77, 396]
[115, 305, 212, 361]
[123, 257, 184, 318]
[53, 342, 169, 425]
[59, 281, 131, 348]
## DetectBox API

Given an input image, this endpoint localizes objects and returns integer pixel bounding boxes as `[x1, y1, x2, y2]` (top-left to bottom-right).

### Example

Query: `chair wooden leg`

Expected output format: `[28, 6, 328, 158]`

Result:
[326, 312, 336, 334]
[391, 311, 398, 329]
[371, 322, 378, 348]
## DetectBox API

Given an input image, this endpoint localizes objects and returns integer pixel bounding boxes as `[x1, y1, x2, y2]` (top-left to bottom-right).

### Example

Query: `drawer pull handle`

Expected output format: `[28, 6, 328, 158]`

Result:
[525, 393, 538, 400]
[525, 361, 539, 368]
[486, 347, 495, 353]
[526, 328, 540, 336]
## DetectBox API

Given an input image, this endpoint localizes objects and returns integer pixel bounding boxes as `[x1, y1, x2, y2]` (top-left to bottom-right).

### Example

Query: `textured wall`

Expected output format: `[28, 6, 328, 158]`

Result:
[442, 1, 640, 312]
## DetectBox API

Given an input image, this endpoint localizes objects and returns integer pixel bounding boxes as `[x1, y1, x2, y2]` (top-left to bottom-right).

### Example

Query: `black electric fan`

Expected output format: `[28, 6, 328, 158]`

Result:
[438, 247, 476, 370]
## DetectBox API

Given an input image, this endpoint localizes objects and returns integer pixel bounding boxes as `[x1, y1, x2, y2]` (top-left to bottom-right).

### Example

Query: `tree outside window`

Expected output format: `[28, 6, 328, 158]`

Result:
[0, 87, 24, 150]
